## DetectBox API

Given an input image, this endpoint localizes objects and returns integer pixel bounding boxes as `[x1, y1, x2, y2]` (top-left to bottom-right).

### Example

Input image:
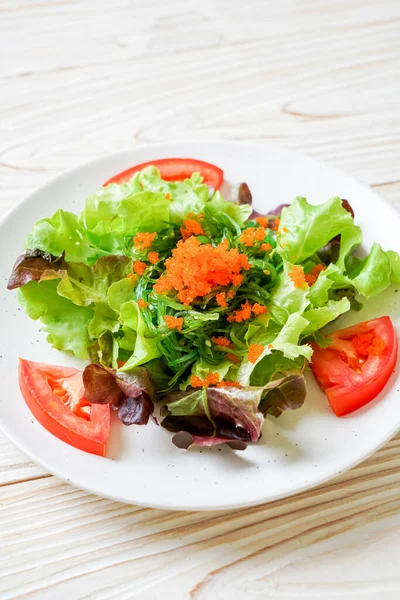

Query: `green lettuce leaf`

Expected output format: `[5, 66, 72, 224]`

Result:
[18, 280, 93, 359]
[270, 260, 310, 324]
[349, 243, 399, 298]
[88, 303, 119, 338]
[81, 183, 171, 253]
[301, 297, 350, 336]
[387, 250, 400, 283]
[108, 276, 137, 312]
[237, 314, 312, 385]
[40, 255, 133, 307]
[118, 300, 161, 369]
[278, 196, 361, 265]
[88, 331, 119, 368]
[205, 191, 252, 233]
[25, 209, 105, 264]
[272, 314, 313, 359]
[136, 167, 210, 224]
[116, 326, 137, 351]
[307, 263, 352, 306]
[250, 352, 305, 387]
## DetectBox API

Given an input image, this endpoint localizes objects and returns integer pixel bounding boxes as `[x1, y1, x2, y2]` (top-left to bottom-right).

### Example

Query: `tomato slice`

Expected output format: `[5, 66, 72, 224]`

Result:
[19, 359, 110, 456]
[103, 157, 224, 189]
[310, 317, 397, 416]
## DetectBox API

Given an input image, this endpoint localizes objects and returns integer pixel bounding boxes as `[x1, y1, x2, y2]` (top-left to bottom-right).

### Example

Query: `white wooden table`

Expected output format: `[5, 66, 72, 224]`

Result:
[1, 1, 400, 598]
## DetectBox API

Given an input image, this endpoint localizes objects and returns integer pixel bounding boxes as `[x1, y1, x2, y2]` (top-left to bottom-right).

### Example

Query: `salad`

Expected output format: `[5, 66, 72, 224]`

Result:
[8, 158, 400, 456]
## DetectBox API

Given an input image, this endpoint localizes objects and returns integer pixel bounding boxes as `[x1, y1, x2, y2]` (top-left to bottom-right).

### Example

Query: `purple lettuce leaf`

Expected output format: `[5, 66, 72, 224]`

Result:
[259, 373, 306, 418]
[238, 182, 253, 206]
[82, 363, 154, 425]
[341, 199, 355, 218]
[161, 372, 306, 449]
[250, 203, 290, 223]
[7, 249, 66, 290]
[171, 431, 248, 450]
[118, 395, 154, 426]
[82, 363, 123, 406]
[161, 386, 263, 449]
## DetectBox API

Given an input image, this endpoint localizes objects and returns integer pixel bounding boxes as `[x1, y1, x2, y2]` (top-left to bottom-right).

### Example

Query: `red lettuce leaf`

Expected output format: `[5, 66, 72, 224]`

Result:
[118, 394, 154, 426]
[82, 363, 123, 406]
[161, 373, 306, 449]
[82, 363, 154, 425]
[238, 182, 252, 205]
[8, 249, 66, 290]
[161, 386, 264, 449]
[250, 203, 290, 223]
[259, 373, 306, 418]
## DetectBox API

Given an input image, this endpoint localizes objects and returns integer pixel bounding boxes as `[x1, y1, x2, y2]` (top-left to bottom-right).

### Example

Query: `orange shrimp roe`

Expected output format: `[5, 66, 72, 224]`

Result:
[240, 227, 266, 247]
[133, 260, 147, 276]
[216, 380, 243, 388]
[270, 218, 280, 231]
[153, 237, 250, 305]
[211, 336, 232, 348]
[165, 193, 171, 200]
[227, 300, 253, 323]
[227, 290, 236, 299]
[352, 332, 386, 356]
[190, 372, 220, 388]
[252, 303, 267, 316]
[148, 251, 159, 265]
[133, 231, 157, 250]
[304, 263, 326, 286]
[261, 242, 272, 252]
[180, 217, 205, 240]
[227, 353, 240, 364]
[248, 344, 265, 364]
[305, 263, 326, 285]
[190, 375, 203, 388]
[137, 298, 149, 309]
[227, 301, 266, 323]
[288, 265, 307, 288]
[216, 292, 228, 308]
[255, 216, 268, 227]
[164, 315, 184, 332]
[117, 360, 127, 368]
[127, 273, 137, 281]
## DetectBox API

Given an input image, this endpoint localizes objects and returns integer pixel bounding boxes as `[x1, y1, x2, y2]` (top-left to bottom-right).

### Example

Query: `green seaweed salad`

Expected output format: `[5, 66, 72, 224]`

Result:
[8, 167, 400, 448]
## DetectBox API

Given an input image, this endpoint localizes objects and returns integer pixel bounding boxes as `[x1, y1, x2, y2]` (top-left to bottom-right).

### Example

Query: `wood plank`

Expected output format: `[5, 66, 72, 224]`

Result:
[0, 436, 47, 486]
[0, 434, 399, 599]
[0, 0, 400, 207]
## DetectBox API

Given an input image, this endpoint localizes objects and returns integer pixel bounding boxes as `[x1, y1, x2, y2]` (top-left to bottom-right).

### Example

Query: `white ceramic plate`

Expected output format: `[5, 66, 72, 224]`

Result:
[1, 141, 399, 511]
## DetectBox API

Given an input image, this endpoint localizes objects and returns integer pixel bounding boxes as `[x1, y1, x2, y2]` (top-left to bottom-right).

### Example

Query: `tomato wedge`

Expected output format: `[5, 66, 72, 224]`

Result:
[310, 316, 398, 417]
[103, 157, 224, 189]
[19, 359, 110, 456]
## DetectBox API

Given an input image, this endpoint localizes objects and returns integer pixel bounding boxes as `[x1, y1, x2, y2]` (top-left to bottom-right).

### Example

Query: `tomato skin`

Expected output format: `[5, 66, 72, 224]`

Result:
[19, 360, 110, 456]
[103, 157, 224, 189]
[311, 317, 398, 417]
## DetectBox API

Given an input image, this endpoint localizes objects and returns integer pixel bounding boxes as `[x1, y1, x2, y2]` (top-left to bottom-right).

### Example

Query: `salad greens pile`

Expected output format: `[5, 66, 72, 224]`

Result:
[8, 167, 400, 448]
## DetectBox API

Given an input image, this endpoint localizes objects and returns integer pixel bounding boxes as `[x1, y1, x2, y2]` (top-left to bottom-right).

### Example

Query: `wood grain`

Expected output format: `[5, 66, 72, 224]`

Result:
[1, 0, 400, 597]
